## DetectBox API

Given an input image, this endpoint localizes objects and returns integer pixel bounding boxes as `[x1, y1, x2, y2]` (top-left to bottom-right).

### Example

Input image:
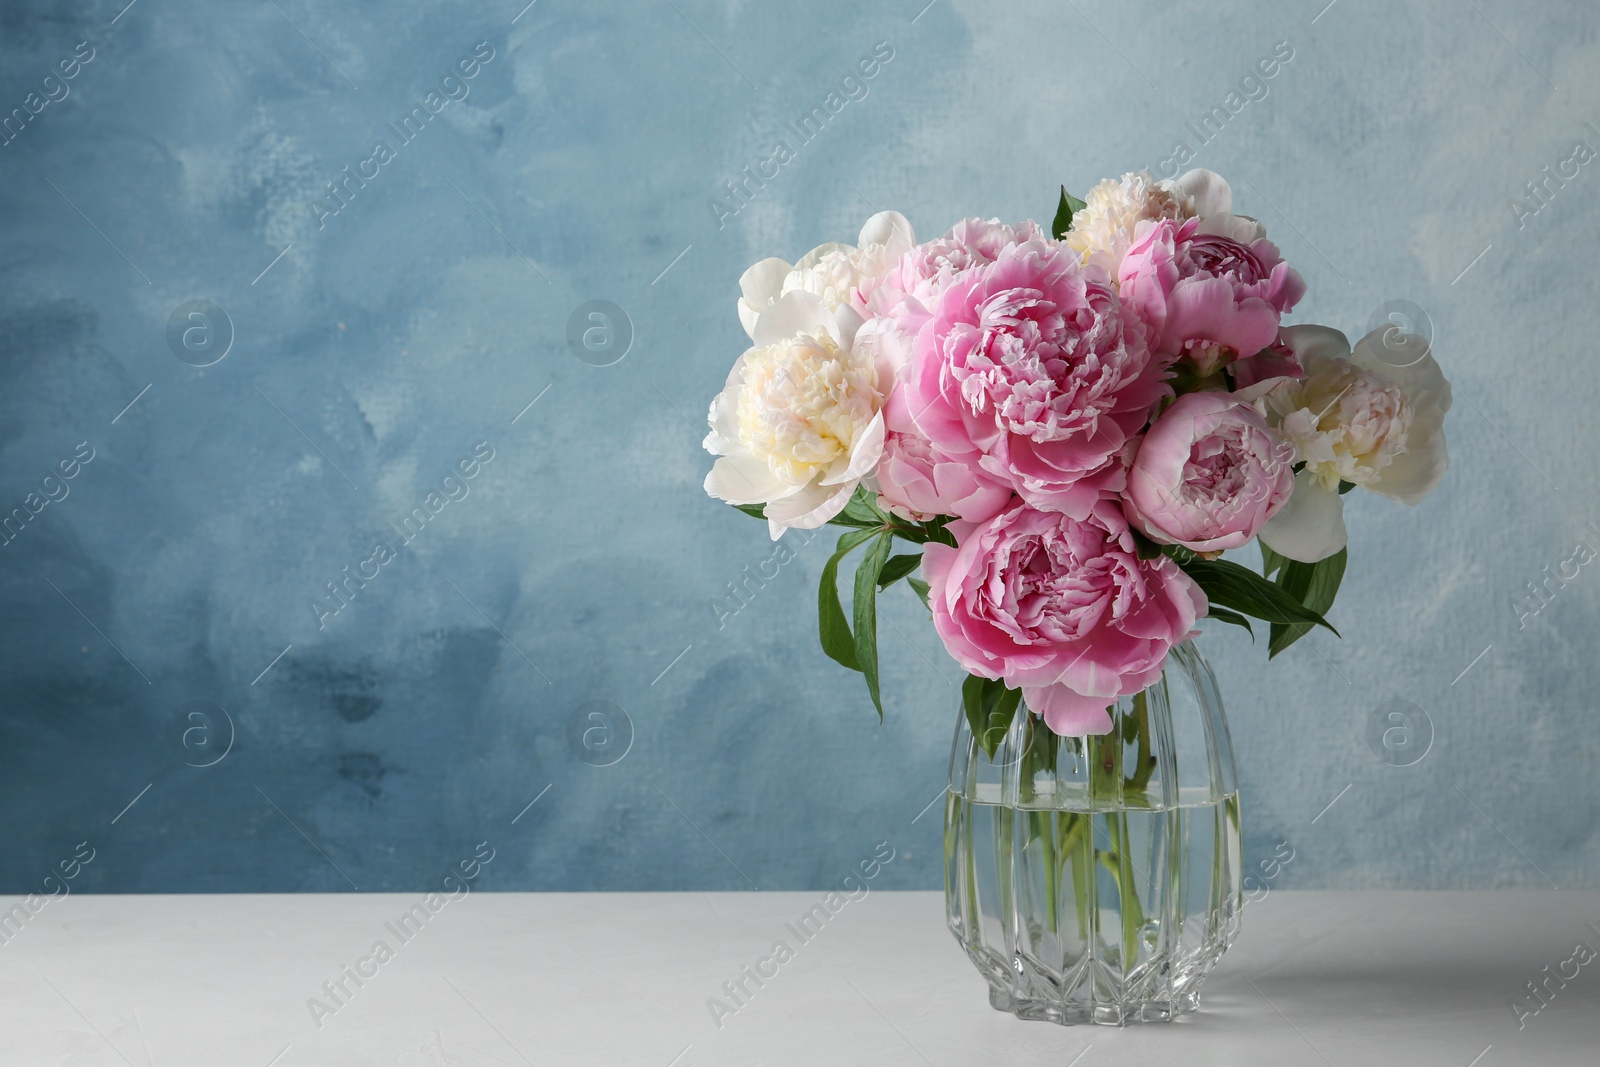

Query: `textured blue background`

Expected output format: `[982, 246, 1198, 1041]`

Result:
[1, 0, 1596, 894]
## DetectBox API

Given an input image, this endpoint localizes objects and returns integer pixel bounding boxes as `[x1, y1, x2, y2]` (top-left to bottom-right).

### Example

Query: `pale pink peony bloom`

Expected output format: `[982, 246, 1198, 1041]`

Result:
[923, 500, 1206, 735]
[1240, 324, 1452, 562]
[1118, 215, 1306, 371]
[865, 217, 1043, 320]
[737, 211, 916, 337]
[1064, 168, 1232, 276]
[704, 293, 885, 539]
[1124, 392, 1295, 553]
[898, 239, 1167, 518]
[872, 391, 1013, 524]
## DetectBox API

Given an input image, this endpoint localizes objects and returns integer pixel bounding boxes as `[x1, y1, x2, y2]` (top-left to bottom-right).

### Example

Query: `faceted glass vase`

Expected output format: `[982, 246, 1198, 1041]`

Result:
[944, 640, 1242, 1026]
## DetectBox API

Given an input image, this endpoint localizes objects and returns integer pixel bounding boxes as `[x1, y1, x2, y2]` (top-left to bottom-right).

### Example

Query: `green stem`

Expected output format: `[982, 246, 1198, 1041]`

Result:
[1127, 689, 1156, 797]
[1082, 698, 1151, 969]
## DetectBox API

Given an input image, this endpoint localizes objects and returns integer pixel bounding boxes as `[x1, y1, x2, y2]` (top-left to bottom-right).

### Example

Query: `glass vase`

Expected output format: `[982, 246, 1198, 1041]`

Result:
[943, 640, 1242, 1026]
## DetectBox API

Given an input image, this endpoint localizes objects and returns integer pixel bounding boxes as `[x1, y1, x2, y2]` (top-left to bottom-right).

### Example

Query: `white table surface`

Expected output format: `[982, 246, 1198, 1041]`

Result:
[1, 890, 1595, 1065]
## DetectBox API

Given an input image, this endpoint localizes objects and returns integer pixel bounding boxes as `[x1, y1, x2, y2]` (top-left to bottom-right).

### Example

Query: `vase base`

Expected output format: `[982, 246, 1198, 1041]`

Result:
[987, 986, 1199, 1027]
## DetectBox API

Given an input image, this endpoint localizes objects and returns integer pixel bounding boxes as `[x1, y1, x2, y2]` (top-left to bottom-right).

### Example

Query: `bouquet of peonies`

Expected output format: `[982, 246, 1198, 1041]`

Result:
[703, 170, 1451, 748]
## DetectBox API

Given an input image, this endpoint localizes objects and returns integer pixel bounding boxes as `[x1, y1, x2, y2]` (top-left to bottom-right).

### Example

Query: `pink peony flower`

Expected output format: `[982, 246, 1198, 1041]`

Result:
[1118, 215, 1306, 371]
[873, 392, 1013, 524]
[898, 239, 1168, 518]
[865, 217, 1043, 320]
[923, 500, 1206, 735]
[1124, 392, 1295, 553]
[1229, 329, 1306, 389]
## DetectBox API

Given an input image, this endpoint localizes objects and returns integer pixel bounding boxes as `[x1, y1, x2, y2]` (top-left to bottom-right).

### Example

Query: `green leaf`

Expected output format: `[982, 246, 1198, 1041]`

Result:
[885, 515, 958, 547]
[853, 532, 893, 719]
[1160, 543, 1197, 566]
[1129, 528, 1164, 560]
[817, 528, 878, 672]
[962, 675, 986, 747]
[1259, 543, 1289, 579]
[1338, 479, 1358, 495]
[877, 552, 922, 590]
[1206, 606, 1255, 637]
[907, 577, 931, 609]
[1179, 557, 1339, 635]
[917, 520, 959, 548]
[733, 502, 767, 521]
[964, 675, 1022, 760]
[1268, 548, 1347, 658]
[987, 686, 1022, 755]
[834, 486, 888, 527]
[1052, 185, 1087, 240]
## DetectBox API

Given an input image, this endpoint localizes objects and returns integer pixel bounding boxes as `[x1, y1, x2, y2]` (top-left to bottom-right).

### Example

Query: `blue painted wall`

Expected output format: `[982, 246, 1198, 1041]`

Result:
[1, 0, 1596, 894]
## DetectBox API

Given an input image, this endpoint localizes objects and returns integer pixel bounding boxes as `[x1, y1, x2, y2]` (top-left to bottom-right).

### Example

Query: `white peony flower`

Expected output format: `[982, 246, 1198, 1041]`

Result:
[705, 292, 887, 539]
[737, 211, 915, 338]
[1240, 324, 1452, 562]
[1065, 168, 1233, 274]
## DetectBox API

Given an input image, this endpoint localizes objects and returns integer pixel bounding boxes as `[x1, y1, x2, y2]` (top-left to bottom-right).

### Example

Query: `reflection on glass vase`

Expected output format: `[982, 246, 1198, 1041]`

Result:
[944, 640, 1242, 1026]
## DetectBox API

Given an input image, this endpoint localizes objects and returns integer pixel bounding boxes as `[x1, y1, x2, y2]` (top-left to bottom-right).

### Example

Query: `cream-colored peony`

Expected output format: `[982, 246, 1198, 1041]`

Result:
[1066, 168, 1233, 274]
[705, 292, 886, 539]
[1240, 325, 1452, 562]
[737, 211, 915, 338]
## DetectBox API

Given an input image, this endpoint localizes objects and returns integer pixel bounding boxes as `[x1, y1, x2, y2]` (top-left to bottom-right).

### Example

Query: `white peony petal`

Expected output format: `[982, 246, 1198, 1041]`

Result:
[1349, 328, 1452, 504]
[1174, 168, 1232, 217]
[1194, 212, 1266, 243]
[820, 410, 885, 486]
[858, 210, 916, 257]
[704, 453, 792, 506]
[1366, 429, 1449, 505]
[832, 303, 863, 351]
[738, 258, 793, 339]
[1281, 323, 1353, 366]
[792, 241, 852, 272]
[1350, 329, 1452, 430]
[763, 479, 855, 539]
[752, 291, 836, 348]
[702, 355, 751, 454]
[1258, 473, 1348, 563]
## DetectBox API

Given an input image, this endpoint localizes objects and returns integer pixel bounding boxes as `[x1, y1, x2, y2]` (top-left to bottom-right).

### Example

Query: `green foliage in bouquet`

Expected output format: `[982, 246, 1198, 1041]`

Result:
[736, 486, 1338, 751]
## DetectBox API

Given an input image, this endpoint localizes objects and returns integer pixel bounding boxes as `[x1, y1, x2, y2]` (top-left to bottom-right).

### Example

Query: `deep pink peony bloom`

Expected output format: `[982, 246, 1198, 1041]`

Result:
[1124, 392, 1295, 553]
[1118, 217, 1306, 368]
[898, 240, 1167, 518]
[874, 392, 1013, 523]
[923, 500, 1206, 735]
